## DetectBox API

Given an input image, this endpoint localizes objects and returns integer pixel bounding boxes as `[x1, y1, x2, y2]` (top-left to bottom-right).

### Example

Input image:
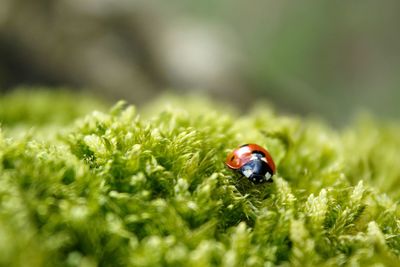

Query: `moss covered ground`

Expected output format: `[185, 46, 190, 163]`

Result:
[0, 89, 399, 267]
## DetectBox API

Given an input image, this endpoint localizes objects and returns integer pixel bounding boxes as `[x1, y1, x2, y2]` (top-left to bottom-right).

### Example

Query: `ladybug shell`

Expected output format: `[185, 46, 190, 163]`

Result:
[225, 144, 276, 173]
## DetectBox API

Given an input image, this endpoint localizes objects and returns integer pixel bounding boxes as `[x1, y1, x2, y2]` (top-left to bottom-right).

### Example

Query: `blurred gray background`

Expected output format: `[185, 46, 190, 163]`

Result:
[1, 0, 399, 125]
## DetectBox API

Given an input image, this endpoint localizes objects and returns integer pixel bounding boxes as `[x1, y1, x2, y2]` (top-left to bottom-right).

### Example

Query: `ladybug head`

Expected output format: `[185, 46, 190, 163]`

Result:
[239, 153, 274, 184]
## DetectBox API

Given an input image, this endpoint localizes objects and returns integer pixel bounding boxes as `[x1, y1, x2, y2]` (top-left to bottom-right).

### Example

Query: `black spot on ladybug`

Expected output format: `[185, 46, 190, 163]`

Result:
[240, 144, 249, 148]
[251, 150, 265, 157]
[231, 155, 235, 161]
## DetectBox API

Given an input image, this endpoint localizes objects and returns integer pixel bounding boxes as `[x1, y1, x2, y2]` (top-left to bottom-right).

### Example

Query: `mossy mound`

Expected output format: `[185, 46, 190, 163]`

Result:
[0, 90, 399, 267]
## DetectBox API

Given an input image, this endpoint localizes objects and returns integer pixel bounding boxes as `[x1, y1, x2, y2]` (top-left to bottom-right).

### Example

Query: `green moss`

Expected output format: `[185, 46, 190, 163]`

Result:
[0, 90, 399, 266]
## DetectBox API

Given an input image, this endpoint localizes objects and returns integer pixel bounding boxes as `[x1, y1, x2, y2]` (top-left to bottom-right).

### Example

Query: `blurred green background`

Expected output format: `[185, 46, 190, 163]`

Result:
[1, 0, 399, 125]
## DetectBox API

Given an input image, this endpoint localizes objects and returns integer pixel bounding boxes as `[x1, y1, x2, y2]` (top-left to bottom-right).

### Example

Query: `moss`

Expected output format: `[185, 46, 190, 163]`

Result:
[0, 90, 399, 267]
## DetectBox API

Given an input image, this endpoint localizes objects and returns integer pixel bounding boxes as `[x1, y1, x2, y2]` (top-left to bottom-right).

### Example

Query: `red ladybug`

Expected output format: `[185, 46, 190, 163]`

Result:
[225, 144, 276, 184]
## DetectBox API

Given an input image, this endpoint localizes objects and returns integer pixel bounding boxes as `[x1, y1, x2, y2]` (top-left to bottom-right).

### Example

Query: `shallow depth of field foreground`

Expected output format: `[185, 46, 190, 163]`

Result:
[0, 90, 399, 267]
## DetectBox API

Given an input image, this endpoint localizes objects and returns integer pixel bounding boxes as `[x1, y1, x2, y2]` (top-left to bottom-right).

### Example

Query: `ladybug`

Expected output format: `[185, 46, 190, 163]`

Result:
[225, 144, 276, 184]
